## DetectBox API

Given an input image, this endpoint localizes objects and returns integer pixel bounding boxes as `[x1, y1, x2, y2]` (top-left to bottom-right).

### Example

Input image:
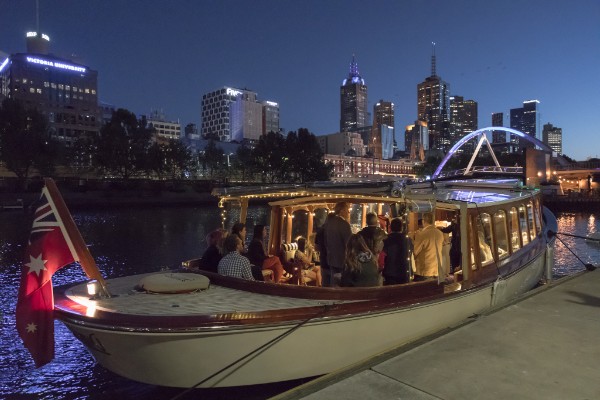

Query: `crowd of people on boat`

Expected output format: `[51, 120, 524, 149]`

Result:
[198, 201, 461, 288]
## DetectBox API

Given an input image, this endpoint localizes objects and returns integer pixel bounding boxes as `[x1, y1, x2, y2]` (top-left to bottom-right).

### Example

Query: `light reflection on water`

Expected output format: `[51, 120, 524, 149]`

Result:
[1, 208, 598, 399]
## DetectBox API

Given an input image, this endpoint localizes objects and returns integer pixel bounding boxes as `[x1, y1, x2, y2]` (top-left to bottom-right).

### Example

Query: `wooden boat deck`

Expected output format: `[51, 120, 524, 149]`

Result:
[63, 272, 347, 316]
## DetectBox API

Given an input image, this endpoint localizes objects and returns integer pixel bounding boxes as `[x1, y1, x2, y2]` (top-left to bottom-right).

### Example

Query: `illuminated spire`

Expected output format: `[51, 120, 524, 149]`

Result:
[342, 54, 365, 86]
[431, 42, 437, 77]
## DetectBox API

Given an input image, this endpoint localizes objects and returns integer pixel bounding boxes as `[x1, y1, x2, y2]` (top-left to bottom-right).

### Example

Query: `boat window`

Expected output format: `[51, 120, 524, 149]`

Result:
[468, 216, 477, 270]
[519, 205, 530, 246]
[292, 209, 309, 240]
[509, 207, 521, 251]
[493, 210, 509, 260]
[476, 213, 494, 266]
[349, 203, 363, 233]
[313, 208, 329, 232]
[533, 199, 542, 236]
[527, 202, 536, 240]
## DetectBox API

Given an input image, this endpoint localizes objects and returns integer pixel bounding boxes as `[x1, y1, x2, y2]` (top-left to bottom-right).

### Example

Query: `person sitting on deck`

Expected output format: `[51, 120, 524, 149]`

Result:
[198, 228, 226, 273]
[247, 225, 291, 282]
[294, 236, 322, 286]
[218, 234, 255, 281]
[231, 222, 247, 251]
[340, 234, 382, 287]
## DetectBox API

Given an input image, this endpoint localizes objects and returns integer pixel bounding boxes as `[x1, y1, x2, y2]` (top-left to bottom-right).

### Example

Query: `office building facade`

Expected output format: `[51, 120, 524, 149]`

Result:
[510, 100, 539, 149]
[340, 56, 368, 132]
[147, 110, 181, 143]
[449, 96, 478, 152]
[491, 112, 505, 143]
[0, 32, 100, 145]
[201, 86, 279, 142]
[372, 100, 394, 159]
[405, 121, 429, 161]
[417, 45, 450, 152]
[542, 123, 562, 154]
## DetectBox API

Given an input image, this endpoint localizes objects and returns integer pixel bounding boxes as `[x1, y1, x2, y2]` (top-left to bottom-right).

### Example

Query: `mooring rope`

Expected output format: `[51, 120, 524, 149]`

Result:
[548, 231, 597, 271]
[553, 231, 600, 242]
[169, 304, 334, 400]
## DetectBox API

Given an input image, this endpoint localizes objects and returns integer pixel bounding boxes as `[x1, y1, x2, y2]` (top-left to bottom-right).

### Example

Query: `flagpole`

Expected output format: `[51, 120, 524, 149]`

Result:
[44, 178, 111, 297]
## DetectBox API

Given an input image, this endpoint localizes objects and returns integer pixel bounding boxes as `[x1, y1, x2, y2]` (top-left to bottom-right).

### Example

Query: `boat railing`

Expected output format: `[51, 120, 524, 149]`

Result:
[435, 166, 523, 179]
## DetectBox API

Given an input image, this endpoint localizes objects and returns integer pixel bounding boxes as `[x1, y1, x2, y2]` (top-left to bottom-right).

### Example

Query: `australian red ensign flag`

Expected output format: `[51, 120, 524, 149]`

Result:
[16, 185, 78, 368]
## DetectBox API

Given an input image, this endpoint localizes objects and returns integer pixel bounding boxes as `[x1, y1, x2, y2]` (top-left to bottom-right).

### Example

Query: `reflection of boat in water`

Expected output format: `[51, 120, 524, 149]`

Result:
[51, 175, 557, 388]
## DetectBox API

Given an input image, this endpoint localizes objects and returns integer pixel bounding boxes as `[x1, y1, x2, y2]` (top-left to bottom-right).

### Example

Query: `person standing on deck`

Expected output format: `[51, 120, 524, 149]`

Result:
[382, 218, 413, 285]
[412, 212, 444, 281]
[322, 202, 352, 286]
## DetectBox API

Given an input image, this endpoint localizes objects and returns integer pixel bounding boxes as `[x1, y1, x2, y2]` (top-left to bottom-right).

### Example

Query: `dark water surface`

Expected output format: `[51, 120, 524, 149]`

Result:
[1, 207, 598, 399]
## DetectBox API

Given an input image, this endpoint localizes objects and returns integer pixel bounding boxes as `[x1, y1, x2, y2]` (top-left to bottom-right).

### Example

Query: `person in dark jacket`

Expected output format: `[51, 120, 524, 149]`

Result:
[199, 228, 225, 272]
[382, 218, 413, 285]
[358, 212, 388, 268]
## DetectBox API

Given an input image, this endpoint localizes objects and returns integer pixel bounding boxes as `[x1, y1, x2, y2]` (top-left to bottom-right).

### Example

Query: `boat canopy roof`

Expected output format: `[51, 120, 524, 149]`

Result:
[212, 178, 537, 209]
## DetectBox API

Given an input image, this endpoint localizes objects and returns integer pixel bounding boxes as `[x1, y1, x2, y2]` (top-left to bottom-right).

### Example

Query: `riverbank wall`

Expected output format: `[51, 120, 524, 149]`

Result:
[543, 194, 600, 213]
[0, 178, 220, 210]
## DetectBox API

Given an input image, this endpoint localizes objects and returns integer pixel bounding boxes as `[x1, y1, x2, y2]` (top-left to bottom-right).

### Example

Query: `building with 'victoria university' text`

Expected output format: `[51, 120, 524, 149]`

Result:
[0, 32, 100, 145]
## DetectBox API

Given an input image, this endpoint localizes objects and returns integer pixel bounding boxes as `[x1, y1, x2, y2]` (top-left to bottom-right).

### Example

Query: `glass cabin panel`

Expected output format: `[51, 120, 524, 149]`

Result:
[519, 205, 530, 246]
[476, 213, 494, 266]
[292, 209, 309, 241]
[313, 208, 329, 233]
[509, 207, 521, 251]
[348, 203, 363, 233]
[527, 202, 536, 240]
[494, 210, 509, 259]
[533, 199, 542, 236]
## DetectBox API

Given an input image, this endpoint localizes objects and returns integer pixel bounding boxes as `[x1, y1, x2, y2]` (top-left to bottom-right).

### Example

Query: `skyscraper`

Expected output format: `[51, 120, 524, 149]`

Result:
[340, 55, 368, 132]
[491, 112, 505, 143]
[542, 123, 562, 154]
[417, 44, 450, 153]
[510, 100, 539, 149]
[449, 96, 478, 152]
[372, 100, 394, 159]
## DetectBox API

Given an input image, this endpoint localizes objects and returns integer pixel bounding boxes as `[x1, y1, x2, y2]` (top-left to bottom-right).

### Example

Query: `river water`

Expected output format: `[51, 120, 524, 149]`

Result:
[1, 206, 598, 399]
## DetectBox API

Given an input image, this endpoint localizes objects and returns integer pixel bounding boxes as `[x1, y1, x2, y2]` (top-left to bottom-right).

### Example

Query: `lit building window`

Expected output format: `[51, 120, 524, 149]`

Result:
[51, 83, 56, 88]
[58, 84, 64, 89]
[29, 87, 35, 93]
[37, 88, 42, 94]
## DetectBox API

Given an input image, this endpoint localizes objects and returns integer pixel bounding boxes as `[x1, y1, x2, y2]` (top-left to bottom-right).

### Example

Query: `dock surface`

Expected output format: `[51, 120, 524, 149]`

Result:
[273, 269, 600, 400]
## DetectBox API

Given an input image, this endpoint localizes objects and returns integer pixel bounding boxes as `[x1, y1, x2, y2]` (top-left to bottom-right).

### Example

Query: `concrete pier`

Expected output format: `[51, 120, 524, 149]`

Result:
[273, 269, 600, 400]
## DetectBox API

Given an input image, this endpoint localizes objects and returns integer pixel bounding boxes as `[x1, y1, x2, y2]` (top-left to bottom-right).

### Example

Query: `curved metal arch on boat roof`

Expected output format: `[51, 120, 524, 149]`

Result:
[433, 127, 554, 179]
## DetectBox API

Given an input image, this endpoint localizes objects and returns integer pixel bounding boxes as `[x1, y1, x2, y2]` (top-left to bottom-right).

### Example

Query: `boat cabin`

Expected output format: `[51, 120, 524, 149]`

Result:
[208, 179, 545, 288]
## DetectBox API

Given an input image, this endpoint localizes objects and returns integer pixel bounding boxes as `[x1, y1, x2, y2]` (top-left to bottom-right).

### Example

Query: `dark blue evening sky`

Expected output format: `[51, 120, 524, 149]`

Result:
[1, 0, 599, 159]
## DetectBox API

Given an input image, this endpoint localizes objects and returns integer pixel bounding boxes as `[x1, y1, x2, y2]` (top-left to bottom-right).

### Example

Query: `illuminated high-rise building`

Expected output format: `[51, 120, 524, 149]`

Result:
[0, 32, 100, 145]
[449, 96, 477, 152]
[510, 100, 539, 149]
[372, 100, 394, 159]
[542, 123, 562, 154]
[417, 44, 450, 152]
[340, 55, 368, 132]
[491, 112, 505, 143]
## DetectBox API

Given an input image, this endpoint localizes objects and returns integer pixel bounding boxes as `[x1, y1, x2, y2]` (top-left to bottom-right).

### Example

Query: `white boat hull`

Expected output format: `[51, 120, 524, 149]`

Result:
[60, 253, 546, 388]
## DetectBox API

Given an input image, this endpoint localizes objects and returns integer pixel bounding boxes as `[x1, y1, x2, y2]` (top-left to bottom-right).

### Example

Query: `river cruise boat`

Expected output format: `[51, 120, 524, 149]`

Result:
[51, 175, 557, 388]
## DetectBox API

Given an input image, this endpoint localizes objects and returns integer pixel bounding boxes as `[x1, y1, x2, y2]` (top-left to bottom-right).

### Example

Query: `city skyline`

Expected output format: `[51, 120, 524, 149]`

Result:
[0, 0, 598, 160]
